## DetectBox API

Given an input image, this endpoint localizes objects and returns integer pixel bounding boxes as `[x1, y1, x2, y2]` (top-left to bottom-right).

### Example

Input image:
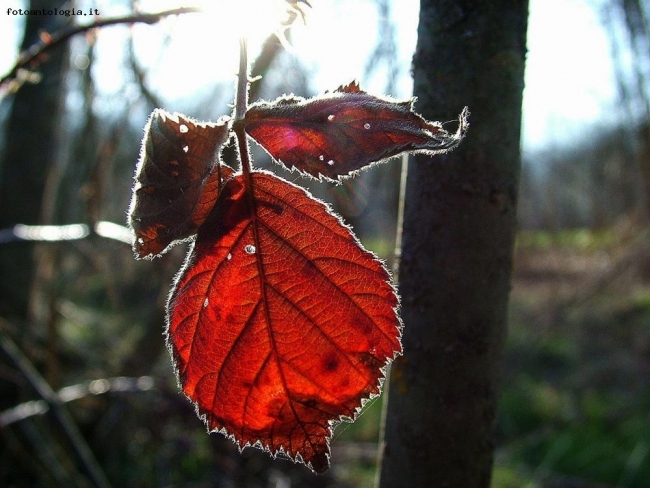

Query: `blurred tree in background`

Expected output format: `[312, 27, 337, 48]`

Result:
[519, 0, 650, 228]
[0, 0, 69, 321]
[501, 2, 650, 487]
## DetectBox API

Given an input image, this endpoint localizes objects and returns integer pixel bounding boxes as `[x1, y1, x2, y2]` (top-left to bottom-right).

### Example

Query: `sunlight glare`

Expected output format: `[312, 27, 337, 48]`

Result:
[195, 0, 291, 49]
[126, 0, 306, 103]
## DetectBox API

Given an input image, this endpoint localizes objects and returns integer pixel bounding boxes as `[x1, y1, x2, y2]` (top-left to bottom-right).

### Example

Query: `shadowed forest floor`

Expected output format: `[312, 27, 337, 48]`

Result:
[493, 225, 650, 488]
[2, 226, 649, 487]
[333, 225, 650, 488]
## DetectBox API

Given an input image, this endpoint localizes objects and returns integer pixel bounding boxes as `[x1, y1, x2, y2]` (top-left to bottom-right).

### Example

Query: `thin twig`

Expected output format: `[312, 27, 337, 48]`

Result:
[0, 221, 131, 245]
[1, 376, 157, 427]
[10, 418, 82, 487]
[235, 37, 250, 123]
[0, 327, 112, 488]
[127, 35, 164, 108]
[0, 7, 201, 87]
[234, 37, 253, 181]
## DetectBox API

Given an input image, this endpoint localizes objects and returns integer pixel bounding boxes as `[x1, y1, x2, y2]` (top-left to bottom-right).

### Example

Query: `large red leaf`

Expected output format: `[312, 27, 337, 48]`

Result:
[244, 81, 469, 180]
[167, 170, 401, 472]
[128, 109, 234, 259]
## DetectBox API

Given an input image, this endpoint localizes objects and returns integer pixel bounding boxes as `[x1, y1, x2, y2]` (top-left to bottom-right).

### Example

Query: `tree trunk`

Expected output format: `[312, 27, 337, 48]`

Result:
[378, 1, 528, 487]
[0, 0, 69, 321]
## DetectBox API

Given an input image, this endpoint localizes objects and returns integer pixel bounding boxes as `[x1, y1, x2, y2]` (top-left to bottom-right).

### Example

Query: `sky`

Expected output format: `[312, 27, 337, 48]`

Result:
[523, 0, 618, 151]
[0, 0, 620, 153]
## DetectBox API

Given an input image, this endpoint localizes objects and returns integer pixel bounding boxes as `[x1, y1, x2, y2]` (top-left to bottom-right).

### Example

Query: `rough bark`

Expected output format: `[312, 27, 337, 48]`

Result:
[378, 1, 528, 487]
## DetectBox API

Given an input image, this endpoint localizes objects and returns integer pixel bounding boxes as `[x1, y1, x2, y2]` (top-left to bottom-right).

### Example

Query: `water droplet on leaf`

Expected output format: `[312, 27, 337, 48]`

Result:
[226, 253, 232, 260]
[319, 155, 325, 161]
[244, 245, 256, 255]
[243, 85, 468, 182]
[327, 160, 335, 166]
[203, 298, 209, 308]
[128, 108, 233, 259]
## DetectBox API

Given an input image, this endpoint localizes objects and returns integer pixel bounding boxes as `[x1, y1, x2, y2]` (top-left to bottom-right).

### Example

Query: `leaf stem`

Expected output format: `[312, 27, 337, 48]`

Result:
[234, 37, 253, 182]
[235, 37, 249, 123]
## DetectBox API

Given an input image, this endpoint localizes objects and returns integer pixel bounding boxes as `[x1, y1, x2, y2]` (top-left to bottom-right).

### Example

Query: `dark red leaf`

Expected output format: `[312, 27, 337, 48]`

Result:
[167, 171, 401, 472]
[128, 109, 234, 259]
[244, 81, 468, 180]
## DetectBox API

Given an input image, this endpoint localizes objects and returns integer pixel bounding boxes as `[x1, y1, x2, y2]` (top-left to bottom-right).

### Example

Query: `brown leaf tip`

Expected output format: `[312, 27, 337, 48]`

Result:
[415, 105, 470, 156]
[309, 451, 330, 474]
[333, 80, 361, 94]
[128, 109, 233, 259]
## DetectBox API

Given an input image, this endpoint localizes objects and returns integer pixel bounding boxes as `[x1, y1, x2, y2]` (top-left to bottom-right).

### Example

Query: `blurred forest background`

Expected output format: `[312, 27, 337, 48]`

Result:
[0, 0, 649, 487]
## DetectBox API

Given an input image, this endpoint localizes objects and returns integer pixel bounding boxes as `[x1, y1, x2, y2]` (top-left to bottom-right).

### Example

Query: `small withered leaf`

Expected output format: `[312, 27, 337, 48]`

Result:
[128, 109, 234, 259]
[244, 81, 468, 181]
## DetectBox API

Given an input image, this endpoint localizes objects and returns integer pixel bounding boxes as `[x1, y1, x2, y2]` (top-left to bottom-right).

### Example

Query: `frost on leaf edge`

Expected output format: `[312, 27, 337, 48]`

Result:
[163, 169, 403, 473]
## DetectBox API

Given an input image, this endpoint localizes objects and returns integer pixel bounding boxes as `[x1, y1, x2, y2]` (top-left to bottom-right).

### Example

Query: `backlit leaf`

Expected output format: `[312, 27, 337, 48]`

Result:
[244, 81, 468, 180]
[128, 109, 234, 259]
[167, 170, 401, 472]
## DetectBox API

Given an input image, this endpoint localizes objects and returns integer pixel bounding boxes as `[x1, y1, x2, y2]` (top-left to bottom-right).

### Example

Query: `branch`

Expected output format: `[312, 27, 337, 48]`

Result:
[0, 221, 132, 245]
[126, 35, 164, 109]
[0, 327, 112, 488]
[0, 375, 157, 427]
[0, 7, 202, 88]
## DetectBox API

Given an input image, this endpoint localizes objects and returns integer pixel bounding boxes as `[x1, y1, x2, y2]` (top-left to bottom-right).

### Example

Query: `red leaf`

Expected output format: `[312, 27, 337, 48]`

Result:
[128, 109, 234, 259]
[167, 171, 401, 472]
[244, 81, 468, 180]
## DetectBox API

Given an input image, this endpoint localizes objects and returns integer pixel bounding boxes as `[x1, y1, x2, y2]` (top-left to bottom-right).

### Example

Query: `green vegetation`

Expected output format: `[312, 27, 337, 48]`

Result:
[516, 228, 619, 251]
[334, 228, 650, 487]
[5, 224, 647, 487]
[495, 228, 650, 488]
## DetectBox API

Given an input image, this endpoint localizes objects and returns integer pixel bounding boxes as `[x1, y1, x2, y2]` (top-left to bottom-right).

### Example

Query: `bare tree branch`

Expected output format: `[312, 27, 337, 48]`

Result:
[0, 326, 112, 488]
[127, 35, 164, 109]
[0, 221, 131, 245]
[0, 7, 202, 88]
[1, 375, 157, 427]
